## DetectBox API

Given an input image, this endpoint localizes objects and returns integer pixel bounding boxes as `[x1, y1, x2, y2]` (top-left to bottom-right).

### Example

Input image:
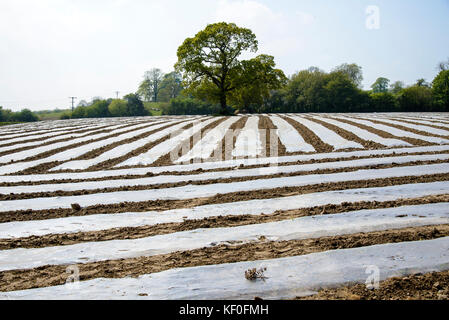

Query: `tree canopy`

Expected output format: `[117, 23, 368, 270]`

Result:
[138, 68, 164, 102]
[228, 54, 287, 113]
[332, 63, 363, 88]
[389, 81, 405, 94]
[175, 22, 286, 114]
[432, 70, 449, 111]
[158, 72, 183, 102]
[0, 107, 38, 122]
[108, 99, 128, 117]
[371, 77, 390, 93]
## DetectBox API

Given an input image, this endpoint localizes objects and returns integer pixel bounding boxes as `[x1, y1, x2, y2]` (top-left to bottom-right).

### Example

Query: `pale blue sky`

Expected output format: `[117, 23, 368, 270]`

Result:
[1, 0, 448, 111]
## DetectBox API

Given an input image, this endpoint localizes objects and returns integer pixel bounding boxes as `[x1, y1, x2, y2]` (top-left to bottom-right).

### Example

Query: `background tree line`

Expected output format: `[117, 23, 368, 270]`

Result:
[66, 93, 148, 119]
[156, 60, 448, 115]
[71, 55, 448, 118]
[260, 63, 449, 114]
[0, 107, 38, 123]
[160, 23, 449, 115]
[3, 22, 447, 123]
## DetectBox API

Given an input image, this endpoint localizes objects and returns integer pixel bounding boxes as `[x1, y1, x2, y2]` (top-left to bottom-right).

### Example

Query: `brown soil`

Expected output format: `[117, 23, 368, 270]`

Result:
[332, 117, 433, 146]
[3, 150, 448, 186]
[2, 159, 449, 201]
[356, 117, 449, 139]
[0, 125, 113, 156]
[77, 122, 185, 161]
[84, 121, 191, 171]
[1, 173, 448, 223]
[218, 116, 248, 162]
[9, 122, 152, 173]
[1, 224, 447, 292]
[308, 116, 384, 149]
[151, 117, 227, 167]
[0, 124, 95, 141]
[2, 194, 448, 250]
[401, 117, 449, 125]
[259, 115, 287, 157]
[391, 118, 449, 132]
[298, 271, 449, 300]
[281, 115, 334, 153]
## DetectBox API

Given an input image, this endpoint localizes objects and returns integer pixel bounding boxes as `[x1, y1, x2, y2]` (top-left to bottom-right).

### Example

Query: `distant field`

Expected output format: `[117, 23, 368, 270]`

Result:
[35, 109, 71, 121]
[143, 102, 164, 116]
[34, 103, 164, 120]
[0, 113, 448, 300]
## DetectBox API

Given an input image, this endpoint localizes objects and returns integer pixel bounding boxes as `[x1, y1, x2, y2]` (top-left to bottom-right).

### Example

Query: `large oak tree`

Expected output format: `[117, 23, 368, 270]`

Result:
[175, 22, 284, 114]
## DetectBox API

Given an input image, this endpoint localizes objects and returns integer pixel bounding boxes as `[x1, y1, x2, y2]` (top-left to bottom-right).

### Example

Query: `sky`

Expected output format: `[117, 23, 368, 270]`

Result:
[0, 0, 448, 111]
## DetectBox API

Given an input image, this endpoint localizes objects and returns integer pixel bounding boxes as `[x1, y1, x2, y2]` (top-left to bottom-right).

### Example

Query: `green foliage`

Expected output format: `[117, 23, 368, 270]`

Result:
[397, 85, 434, 112]
[432, 70, 449, 111]
[415, 78, 430, 87]
[271, 69, 368, 113]
[71, 105, 87, 118]
[369, 92, 399, 112]
[137, 79, 152, 102]
[138, 69, 165, 102]
[229, 54, 287, 113]
[143, 102, 165, 116]
[332, 63, 363, 88]
[162, 97, 219, 115]
[0, 107, 38, 122]
[85, 100, 110, 118]
[324, 71, 366, 112]
[108, 99, 128, 117]
[0, 107, 7, 122]
[35, 109, 71, 120]
[389, 81, 405, 95]
[71, 95, 148, 119]
[124, 93, 148, 116]
[60, 112, 71, 120]
[158, 72, 183, 102]
[283, 68, 328, 113]
[371, 77, 390, 93]
[175, 22, 259, 114]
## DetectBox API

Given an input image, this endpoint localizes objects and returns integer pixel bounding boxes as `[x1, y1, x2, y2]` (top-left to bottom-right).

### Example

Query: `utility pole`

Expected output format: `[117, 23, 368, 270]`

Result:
[69, 97, 77, 113]
[115, 91, 120, 99]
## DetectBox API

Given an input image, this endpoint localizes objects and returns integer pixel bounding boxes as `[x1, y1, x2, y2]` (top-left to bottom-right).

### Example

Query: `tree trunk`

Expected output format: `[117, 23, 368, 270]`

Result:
[219, 93, 229, 115]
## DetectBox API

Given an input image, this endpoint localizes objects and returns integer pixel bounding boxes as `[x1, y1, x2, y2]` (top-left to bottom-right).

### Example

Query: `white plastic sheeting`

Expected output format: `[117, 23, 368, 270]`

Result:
[51, 119, 195, 170]
[288, 116, 363, 150]
[0, 203, 448, 272]
[232, 116, 263, 157]
[341, 116, 449, 145]
[0, 123, 131, 164]
[176, 117, 240, 163]
[391, 117, 449, 128]
[312, 116, 411, 147]
[3, 153, 449, 195]
[0, 126, 110, 154]
[1, 164, 448, 213]
[269, 116, 315, 153]
[44, 121, 174, 163]
[0, 181, 447, 239]
[0, 121, 172, 175]
[1, 145, 449, 184]
[365, 117, 449, 136]
[0, 126, 92, 143]
[116, 117, 218, 167]
[0, 125, 105, 150]
[2, 237, 449, 299]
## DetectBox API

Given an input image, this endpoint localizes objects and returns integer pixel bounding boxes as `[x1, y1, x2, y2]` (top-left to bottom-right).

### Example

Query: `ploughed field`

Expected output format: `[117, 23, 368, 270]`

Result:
[0, 113, 449, 300]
